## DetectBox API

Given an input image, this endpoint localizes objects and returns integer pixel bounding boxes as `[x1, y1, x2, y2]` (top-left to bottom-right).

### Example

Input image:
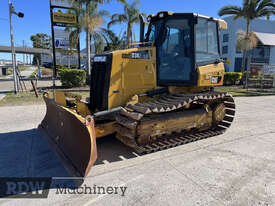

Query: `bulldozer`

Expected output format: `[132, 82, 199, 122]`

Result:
[39, 12, 235, 178]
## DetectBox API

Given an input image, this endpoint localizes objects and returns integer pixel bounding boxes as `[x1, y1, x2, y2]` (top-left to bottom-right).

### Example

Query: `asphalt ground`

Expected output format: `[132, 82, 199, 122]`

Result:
[0, 96, 274, 205]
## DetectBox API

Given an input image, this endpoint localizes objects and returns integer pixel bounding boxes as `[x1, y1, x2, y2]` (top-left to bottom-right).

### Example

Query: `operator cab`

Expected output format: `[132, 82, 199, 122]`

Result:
[144, 12, 223, 86]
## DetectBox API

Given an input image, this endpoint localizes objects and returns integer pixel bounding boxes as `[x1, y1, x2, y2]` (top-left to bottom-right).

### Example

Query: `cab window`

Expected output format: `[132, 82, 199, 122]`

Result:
[195, 18, 219, 63]
[157, 19, 192, 83]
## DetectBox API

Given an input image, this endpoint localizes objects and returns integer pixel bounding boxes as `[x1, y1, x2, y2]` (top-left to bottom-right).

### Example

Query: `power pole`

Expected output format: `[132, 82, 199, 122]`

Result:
[8, 0, 24, 94]
[9, 0, 18, 94]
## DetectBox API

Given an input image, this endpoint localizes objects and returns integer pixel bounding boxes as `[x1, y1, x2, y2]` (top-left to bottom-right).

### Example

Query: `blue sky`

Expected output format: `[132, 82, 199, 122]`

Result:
[0, 0, 244, 61]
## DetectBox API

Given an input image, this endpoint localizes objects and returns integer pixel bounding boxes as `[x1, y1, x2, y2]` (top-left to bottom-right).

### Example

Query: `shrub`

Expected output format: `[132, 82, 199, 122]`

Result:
[59, 68, 86, 87]
[224, 72, 242, 85]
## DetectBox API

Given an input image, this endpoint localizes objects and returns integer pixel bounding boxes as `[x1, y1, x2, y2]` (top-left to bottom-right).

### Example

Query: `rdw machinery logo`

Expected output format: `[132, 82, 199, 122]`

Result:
[0, 178, 52, 198]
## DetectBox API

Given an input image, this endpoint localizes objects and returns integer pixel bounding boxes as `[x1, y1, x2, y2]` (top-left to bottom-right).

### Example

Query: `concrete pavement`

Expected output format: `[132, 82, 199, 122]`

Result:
[0, 96, 274, 205]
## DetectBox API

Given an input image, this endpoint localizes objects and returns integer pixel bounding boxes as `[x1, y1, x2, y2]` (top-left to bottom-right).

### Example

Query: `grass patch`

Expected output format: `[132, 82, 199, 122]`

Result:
[215, 87, 275, 96]
[0, 91, 43, 106]
[0, 90, 89, 106]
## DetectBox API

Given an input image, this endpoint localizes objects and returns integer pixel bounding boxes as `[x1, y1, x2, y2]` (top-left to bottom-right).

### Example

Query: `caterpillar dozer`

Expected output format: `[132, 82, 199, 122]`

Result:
[39, 12, 235, 178]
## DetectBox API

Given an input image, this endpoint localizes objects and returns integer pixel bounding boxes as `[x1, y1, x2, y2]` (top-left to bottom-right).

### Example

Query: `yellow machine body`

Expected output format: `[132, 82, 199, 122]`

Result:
[90, 46, 225, 137]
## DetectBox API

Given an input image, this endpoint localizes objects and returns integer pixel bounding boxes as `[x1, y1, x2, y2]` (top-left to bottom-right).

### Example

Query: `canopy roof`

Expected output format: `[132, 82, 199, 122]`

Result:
[255, 32, 275, 46]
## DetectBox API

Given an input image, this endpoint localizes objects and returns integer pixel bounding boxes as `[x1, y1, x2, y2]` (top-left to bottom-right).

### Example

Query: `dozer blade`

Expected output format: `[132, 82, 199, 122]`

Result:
[39, 93, 97, 177]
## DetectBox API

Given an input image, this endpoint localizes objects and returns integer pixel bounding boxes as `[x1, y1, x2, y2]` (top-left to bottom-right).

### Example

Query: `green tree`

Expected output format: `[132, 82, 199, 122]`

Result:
[30, 33, 51, 65]
[101, 29, 124, 51]
[218, 0, 275, 76]
[107, 0, 145, 46]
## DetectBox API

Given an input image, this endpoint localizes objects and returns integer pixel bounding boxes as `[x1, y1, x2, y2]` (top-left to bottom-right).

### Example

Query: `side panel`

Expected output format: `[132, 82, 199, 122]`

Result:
[108, 47, 157, 109]
[197, 62, 225, 87]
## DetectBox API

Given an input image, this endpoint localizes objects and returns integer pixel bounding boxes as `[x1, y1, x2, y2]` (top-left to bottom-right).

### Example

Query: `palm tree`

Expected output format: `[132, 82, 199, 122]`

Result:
[218, 0, 275, 76]
[107, 0, 145, 46]
[69, 0, 126, 77]
[68, 1, 108, 76]
[101, 29, 124, 51]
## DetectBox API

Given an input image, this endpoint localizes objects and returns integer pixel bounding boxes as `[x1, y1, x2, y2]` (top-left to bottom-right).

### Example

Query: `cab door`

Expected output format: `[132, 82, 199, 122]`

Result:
[156, 16, 196, 86]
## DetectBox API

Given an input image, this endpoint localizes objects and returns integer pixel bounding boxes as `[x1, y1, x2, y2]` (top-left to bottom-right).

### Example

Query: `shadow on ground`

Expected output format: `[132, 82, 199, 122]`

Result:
[95, 135, 139, 165]
[0, 129, 139, 197]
